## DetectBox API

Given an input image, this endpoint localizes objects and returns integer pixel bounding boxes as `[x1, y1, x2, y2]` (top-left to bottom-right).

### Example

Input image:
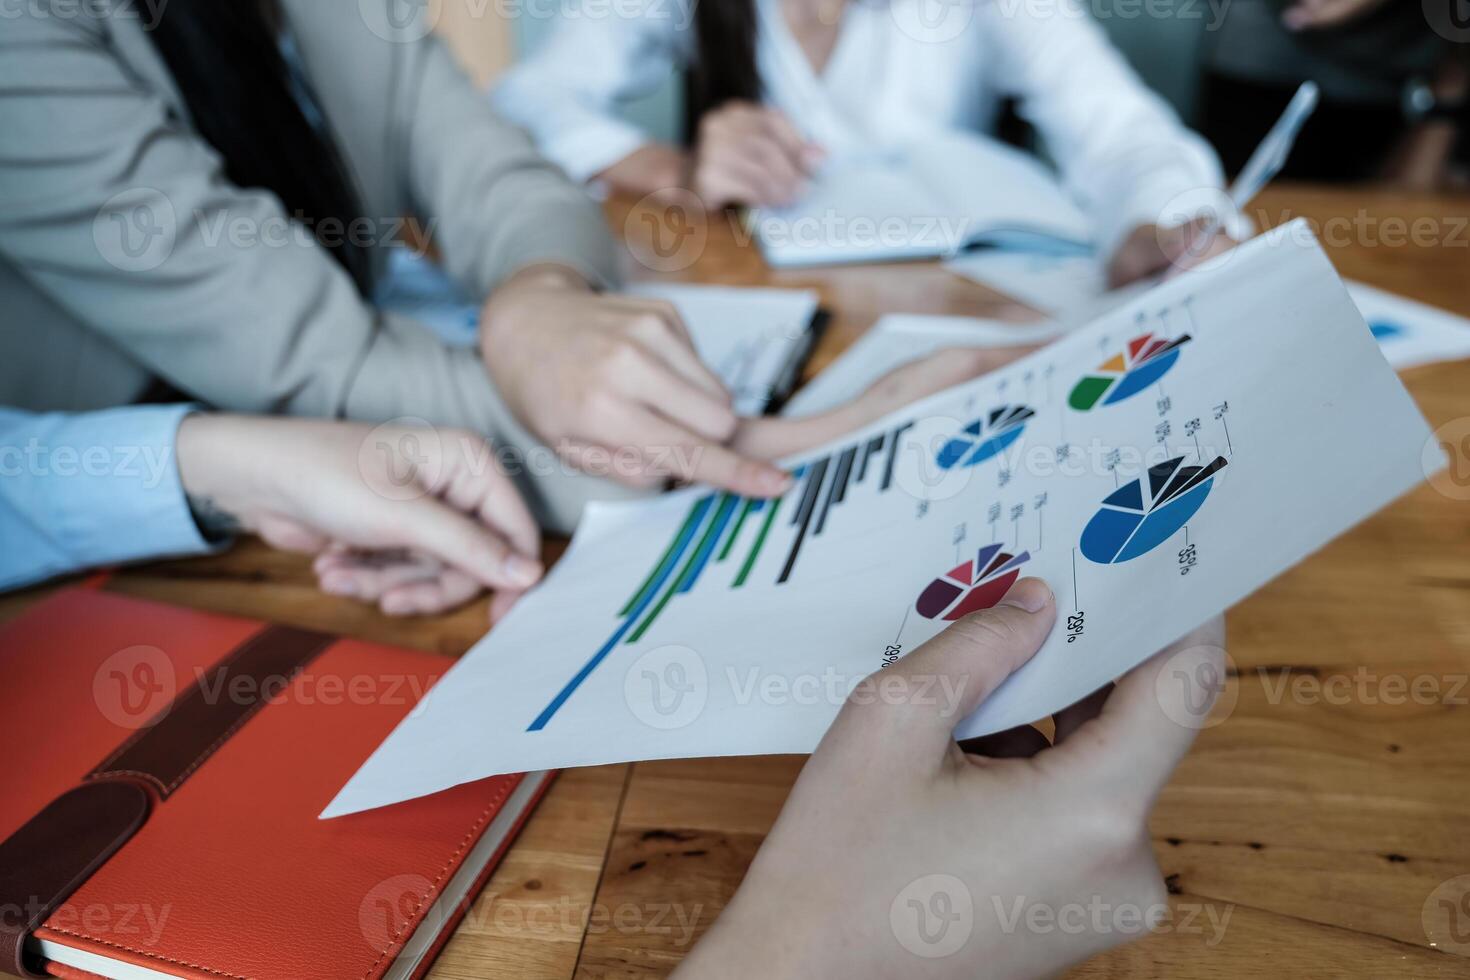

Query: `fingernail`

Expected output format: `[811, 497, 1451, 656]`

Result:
[504, 555, 543, 588]
[758, 468, 794, 496]
[998, 578, 1052, 614]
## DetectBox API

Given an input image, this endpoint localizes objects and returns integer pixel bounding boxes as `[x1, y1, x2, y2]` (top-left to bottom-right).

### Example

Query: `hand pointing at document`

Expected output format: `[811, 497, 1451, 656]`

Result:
[481, 264, 793, 499]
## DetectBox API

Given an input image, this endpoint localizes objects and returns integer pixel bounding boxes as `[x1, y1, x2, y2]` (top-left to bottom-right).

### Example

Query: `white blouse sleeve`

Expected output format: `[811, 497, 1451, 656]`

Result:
[979, 0, 1245, 253]
[492, 1, 695, 183]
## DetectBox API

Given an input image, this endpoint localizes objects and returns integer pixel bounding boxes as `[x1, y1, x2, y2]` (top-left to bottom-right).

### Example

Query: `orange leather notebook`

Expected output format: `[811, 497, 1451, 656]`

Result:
[0, 589, 552, 980]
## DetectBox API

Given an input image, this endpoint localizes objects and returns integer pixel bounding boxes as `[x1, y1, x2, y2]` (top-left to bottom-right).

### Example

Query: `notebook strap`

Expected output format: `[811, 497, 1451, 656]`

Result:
[0, 782, 150, 978]
[0, 623, 333, 977]
[87, 625, 334, 799]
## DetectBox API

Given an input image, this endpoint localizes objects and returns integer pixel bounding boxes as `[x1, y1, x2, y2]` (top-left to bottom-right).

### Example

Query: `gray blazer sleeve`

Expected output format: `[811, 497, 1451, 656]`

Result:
[0, 7, 617, 435]
[394, 27, 624, 296]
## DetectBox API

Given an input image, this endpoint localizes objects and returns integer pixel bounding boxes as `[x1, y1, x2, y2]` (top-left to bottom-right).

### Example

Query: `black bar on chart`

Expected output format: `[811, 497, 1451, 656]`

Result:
[856, 434, 885, 484]
[881, 421, 915, 492]
[832, 446, 858, 505]
[779, 458, 829, 584]
[816, 446, 857, 535]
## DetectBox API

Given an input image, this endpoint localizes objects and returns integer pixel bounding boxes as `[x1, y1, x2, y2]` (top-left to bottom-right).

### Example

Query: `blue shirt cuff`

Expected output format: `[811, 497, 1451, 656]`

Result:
[0, 404, 221, 590]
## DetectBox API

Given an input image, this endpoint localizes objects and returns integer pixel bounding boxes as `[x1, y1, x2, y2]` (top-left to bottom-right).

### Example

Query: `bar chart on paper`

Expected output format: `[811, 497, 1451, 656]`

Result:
[527, 415, 934, 732]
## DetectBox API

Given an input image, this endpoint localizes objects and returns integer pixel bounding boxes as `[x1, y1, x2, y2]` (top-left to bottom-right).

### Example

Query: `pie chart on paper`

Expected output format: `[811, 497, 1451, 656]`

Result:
[1069, 333, 1192, 411]
[915, 544, 1032, 621]
[1080, 455, 1229, 564]
[936, 405, 1036, 470]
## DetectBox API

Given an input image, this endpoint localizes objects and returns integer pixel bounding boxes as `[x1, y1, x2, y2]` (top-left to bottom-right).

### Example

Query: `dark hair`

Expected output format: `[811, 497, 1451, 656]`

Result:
[685, 0, 762, 141]
[147, 0, 374, 295]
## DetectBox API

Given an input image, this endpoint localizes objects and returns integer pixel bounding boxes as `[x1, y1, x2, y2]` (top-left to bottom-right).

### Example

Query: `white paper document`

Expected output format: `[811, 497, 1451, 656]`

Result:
[1345, 282, 1470, 371]
[326, 222, 1437, 817]
[754, 132, 1091, 268]
[625, 283, 821, 415]
[943, 251, 1470, 371]
[944, 251, 1108, 316]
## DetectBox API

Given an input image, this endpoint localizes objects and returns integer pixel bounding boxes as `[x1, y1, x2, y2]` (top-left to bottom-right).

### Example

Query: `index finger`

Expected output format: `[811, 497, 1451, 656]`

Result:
[623, 406, 792, 498]
[732, 345, 1042, 460]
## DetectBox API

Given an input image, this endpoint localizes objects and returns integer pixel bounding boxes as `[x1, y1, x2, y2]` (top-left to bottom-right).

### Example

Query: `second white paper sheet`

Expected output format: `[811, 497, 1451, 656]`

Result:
[325, 223, 1437, 818]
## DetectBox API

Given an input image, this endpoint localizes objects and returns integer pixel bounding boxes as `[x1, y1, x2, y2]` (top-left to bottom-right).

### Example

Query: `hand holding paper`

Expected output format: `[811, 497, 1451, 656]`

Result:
[678, 595, 1224, 980]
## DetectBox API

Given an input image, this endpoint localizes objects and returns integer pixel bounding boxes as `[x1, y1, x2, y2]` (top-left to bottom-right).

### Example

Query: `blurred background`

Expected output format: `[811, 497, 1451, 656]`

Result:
[437, 0, 1468, 190]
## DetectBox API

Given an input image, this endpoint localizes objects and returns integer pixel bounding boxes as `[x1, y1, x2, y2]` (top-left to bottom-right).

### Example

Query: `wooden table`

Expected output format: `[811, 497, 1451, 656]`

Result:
[6, 185, 1469, 978]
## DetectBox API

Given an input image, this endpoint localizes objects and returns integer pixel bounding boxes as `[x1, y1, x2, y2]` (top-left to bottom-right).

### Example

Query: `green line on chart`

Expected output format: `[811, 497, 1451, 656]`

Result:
[734, 495, 785, 588]
[718, 497, 759, 562]
[627, 502, 724, 643]
[619, 499, 706, 617]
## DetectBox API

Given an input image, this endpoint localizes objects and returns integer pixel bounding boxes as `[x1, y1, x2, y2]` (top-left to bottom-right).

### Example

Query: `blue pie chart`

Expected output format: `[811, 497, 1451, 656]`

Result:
[937, 405, 1035, 470]
[1081, 456, 1229, 564]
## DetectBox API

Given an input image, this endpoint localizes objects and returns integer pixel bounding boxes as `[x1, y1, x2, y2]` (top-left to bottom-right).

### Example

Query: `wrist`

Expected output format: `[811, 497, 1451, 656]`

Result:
[674, 874, 832, 980]
[496, 262, 595, 297]
[175, 414, 277, 537]
[481, 264, 593, 360]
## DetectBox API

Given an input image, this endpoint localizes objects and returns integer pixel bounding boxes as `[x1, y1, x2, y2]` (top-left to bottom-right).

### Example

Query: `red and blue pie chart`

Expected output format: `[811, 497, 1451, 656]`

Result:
[936, 405, 1036, 470]
[1069, 333, 1192, 411]
[916, 544, 1031, 620]
[1081, 455, 1228, 564]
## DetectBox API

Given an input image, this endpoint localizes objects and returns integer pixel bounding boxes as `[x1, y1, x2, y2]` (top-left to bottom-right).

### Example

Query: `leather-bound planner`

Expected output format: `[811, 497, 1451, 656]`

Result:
[0, 588, 551, 980]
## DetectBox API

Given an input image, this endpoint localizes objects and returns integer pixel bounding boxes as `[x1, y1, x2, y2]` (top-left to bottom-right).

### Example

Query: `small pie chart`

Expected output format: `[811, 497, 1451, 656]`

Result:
[936, 405, 1036, 470]
[916, 544, 1032, 620]
[1069, 333, 1192, 411]
[1081, 455, 1229, 564]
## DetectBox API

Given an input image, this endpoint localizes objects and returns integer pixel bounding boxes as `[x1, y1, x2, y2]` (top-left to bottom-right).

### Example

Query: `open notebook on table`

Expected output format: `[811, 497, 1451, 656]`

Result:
[752, 131, 1091, 269]
[947, 82, 1321, 316]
